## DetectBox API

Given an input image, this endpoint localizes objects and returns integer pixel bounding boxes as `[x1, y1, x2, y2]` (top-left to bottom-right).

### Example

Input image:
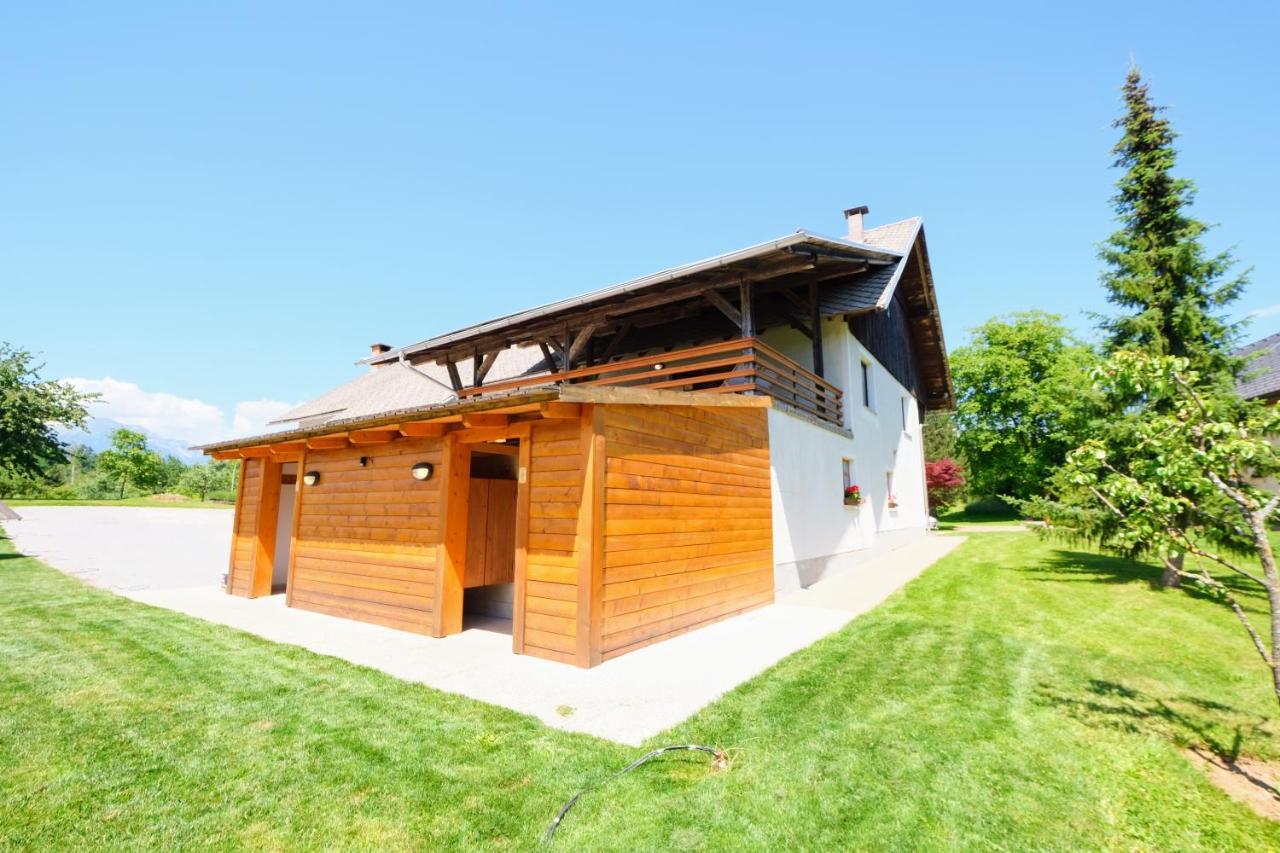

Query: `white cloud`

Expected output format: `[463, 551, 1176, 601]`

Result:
[67, 377, 295, 446]
[1248, 304, 1280, 319]
[231, 400, 296, 438]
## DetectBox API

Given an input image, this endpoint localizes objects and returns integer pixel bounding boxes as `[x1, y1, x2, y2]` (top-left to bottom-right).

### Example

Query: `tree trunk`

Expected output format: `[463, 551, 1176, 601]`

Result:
[1159, 553, 1183, 589]
[118, 478, 126, 500]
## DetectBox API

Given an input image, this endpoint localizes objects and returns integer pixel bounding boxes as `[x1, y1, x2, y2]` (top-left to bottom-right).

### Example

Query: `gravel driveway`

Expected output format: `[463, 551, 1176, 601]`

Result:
[3, 506, 233, 592]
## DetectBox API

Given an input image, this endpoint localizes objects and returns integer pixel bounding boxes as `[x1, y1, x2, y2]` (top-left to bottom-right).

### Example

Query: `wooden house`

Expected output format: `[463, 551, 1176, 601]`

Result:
[199, 206, 953, 667]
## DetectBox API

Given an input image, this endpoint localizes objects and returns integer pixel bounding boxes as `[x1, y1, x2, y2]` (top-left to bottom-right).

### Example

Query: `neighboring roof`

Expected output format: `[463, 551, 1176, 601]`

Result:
[1237, 333, 1280, 401]
[862, 217, 922, 253]
[273, 346, 549, 428]
[361, 229, 904, 367]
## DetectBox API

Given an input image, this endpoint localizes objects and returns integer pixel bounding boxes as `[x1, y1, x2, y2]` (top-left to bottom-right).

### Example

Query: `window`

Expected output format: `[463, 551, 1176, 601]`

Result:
[842, 458, 853, 490]
[901, 396, 910, 432]
[860, 359, 875, 411]
[886, 471, 897, 508]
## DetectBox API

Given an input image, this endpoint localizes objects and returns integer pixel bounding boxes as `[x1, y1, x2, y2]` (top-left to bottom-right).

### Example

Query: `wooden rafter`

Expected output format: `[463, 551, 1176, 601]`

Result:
[445, 360, 463, 393]
[539, 341, 559, 374]
[566, 323, 599, 367]
[809, 281, 824, 377]
[473, 350, 500, 387]
[597, 322, 632, 363]
[703, 289, 742, 327]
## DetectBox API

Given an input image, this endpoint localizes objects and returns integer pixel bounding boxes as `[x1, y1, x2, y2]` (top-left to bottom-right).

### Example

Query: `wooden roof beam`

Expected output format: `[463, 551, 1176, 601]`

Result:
[306, 435, 349, 450]
[415, 255, 823, 365]
[349, 429, 399, 445]
[473, 350, 500, 387]
[703, 290, 741, 327]
[399, 421, 448, 438]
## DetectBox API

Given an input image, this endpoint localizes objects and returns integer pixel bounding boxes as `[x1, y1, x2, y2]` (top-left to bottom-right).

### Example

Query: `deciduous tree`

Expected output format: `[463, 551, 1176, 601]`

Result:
[96, 428, 165, 499]
[950, 311, 1100, 503]
[925, 458, 966, 512]
[0, 343, 94, 479]
[1029, 351, 1280, 708]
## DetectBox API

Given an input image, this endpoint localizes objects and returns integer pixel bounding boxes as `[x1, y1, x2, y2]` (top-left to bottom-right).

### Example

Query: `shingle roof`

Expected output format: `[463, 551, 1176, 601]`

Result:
[818, 218, 922, 314]
[273, 346, 549, 428]
[1237, 333, 1280, 401]
[862, 217, 922, 253]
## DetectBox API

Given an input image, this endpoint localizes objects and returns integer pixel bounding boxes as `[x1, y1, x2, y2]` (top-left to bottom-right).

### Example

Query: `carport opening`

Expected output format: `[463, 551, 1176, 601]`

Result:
[462, 443, 518, 636]
[270, 463, 297, 595]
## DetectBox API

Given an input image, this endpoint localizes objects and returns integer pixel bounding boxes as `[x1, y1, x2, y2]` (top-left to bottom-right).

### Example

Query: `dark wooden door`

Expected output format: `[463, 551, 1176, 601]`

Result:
[464, 478, 517, 588]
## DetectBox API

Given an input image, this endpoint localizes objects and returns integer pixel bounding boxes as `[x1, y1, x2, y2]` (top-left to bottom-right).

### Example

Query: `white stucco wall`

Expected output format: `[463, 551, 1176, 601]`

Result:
[761, 318, 928, 592]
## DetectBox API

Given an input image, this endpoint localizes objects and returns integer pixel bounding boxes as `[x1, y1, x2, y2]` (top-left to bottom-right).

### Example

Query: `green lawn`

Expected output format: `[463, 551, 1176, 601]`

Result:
[2, 529, 1278, 849]
[5, 497, 232, 509]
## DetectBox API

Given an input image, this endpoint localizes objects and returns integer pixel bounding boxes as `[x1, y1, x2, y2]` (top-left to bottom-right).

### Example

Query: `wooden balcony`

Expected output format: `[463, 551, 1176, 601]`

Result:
[459, 337, 845, 429]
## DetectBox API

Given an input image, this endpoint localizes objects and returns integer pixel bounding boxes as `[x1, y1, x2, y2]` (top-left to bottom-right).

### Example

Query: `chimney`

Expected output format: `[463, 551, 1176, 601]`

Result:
[369, 342, 393, 368]
[844, 205, 869, 242]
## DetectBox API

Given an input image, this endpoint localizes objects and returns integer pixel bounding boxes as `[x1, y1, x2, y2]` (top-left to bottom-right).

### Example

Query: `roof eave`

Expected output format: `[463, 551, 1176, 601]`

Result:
[193, 387, 562, 454]
[359, 231, 903, 366]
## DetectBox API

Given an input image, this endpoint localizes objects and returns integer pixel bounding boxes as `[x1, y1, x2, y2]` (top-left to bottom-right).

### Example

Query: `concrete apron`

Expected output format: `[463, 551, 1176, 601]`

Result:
[4, 508, 964, 745]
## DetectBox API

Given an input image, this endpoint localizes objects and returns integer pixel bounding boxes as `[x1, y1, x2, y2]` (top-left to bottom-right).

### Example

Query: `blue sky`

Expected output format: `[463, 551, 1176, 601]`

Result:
[3, 2, 1278, 444]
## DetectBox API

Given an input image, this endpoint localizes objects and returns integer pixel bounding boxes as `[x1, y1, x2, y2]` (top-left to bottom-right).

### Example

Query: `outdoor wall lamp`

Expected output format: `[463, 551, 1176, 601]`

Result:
[411, 462, 434, 481]
[303, 471, 320, 486]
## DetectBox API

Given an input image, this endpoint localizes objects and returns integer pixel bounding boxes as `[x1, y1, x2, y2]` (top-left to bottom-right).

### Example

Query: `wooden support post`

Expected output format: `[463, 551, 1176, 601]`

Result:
[809, 281, 824, 377]
[739, 280, 755, 338]
[433, 434, 470, 637]
[225, 459, 247, 594]
[284, 450, 306, 607]
[511, 434, 532, 654]
[575, 404, 605, 668]
[251, 458, 283, 598]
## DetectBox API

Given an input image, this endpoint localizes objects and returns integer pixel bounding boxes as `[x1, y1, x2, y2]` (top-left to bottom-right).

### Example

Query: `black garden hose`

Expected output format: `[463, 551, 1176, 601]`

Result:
[544, 744, 727, 844]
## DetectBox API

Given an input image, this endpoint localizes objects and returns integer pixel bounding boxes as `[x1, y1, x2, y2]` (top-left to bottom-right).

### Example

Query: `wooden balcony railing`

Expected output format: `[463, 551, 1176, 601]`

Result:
[459, 337, 845, 429]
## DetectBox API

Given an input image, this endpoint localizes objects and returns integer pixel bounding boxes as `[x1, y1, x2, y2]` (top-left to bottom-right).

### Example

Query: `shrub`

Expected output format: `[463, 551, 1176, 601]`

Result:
[964, 496, 1015, 517]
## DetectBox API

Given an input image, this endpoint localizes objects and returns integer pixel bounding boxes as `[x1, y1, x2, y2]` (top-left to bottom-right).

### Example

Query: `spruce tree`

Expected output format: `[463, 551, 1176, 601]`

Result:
[1098, 66, 1247, 385]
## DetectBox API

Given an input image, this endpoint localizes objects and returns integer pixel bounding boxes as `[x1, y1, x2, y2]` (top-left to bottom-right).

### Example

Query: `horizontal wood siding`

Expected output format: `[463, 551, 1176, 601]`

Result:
[522, 419, 583, 664]
[228, 459, 263, 597]
[289, 438, 443, 634]
[600, 404, 773, 660]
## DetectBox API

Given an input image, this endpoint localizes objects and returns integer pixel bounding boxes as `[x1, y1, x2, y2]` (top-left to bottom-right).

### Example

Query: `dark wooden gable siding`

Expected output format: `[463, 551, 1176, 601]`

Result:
[847, 286, 925, 410]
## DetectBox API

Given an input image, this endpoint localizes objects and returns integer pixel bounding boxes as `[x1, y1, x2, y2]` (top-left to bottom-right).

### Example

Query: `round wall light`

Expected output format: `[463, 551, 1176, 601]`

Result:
[302, 471, 320, 486]
[411, 462, 434, 481]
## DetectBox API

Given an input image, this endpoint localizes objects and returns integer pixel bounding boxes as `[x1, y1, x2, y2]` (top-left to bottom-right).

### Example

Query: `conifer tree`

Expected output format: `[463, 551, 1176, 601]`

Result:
[1097, 66, 1247, 385]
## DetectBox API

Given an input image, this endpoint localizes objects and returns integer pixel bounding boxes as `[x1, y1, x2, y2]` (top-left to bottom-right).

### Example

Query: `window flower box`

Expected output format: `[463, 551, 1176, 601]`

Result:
[843, 485, 862, 506]
[887, 495, 899, 510]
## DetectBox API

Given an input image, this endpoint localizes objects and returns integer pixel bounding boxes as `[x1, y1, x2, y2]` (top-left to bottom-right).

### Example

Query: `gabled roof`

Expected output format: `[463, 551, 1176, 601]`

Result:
[1237, 333, 1280, 401]
[255, 212, 952, 439]
[361, 229, 905, 367]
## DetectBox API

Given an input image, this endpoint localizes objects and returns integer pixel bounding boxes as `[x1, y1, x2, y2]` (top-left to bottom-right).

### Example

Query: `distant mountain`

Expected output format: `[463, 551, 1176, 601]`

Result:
[58, 418, 205, 464]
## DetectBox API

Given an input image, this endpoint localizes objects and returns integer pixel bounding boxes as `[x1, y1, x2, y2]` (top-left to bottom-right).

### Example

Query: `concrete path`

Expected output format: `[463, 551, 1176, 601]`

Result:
[2, 507, 964, 745]
[4, 506, 233, 591]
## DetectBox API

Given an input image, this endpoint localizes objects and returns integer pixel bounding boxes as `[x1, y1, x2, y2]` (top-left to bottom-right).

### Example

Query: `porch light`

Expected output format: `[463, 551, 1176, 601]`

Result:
[303, 471, 320, 486]
[411, 462, 434, 481]
[652, 362, 665, 371]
